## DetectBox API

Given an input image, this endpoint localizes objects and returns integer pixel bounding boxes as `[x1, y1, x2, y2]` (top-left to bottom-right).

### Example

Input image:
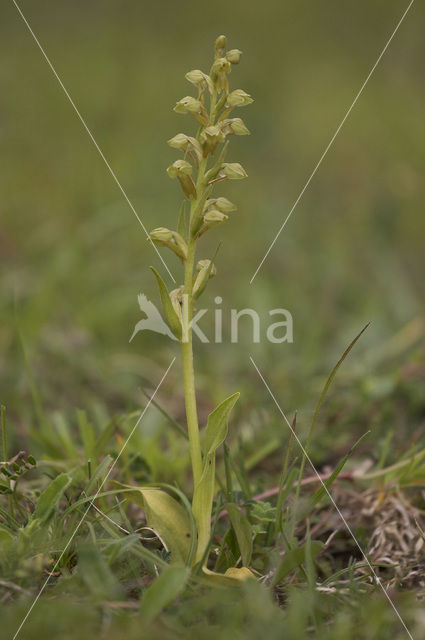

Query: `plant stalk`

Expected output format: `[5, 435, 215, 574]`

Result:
[181, 237, 202, 488]
[181, 155, 209, 490]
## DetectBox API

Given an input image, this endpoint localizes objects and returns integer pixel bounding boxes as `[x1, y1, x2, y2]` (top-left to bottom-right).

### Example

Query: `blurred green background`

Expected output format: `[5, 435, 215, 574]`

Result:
[1, 0, 424, 459]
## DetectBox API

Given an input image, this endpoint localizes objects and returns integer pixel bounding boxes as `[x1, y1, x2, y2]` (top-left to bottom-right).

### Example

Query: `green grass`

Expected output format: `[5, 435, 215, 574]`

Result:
[1, 332, 425, 638]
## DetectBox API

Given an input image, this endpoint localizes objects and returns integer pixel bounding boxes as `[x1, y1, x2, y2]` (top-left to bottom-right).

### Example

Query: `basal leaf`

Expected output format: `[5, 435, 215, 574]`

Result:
[200, 565, 255, 586]
[118, 485, 193, 565]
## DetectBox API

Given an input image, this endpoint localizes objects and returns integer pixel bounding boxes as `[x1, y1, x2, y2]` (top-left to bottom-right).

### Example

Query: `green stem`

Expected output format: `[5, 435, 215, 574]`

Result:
[181, 237, 202, 487]
[181, 155, 209, 489]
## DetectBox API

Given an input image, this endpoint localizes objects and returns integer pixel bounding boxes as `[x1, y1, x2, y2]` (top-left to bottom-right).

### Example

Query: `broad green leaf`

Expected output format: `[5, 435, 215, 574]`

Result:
[226, 503, 252, 566]
[193, 392, 239, 564]
[33, 473, 71, 523]
[150, 267, 182, 339]
[140, 564, 189, 621]
[119, 485, 193, 564]
[272, 541, 323, 586]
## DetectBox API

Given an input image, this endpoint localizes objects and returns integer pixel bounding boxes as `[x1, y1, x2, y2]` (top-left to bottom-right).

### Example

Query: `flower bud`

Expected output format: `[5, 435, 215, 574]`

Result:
[221, 162, 248, 180]
[185, 70, 214, 95]
[203, 210, 228, 225]
[228, 117, 250, 135]
[167, 159, 193, 179]
[167, 134, 203, 162]
[200, 125, 226, 156]
[167, 160, 197, 199]
[149, 228, 187, 260]
[185, 69, 205, 85]
[173, 96, 202, 114]
[226, 49, 242, 65]
[201, 125, 225, 143]
[226, 89, 254, 108]
[197, 209, 228, 237]
[212, 57, 231, 76]
[167, 133, 189, 150]
[214, 197, 237, 213]
[215, 35, 227, 58]
[149, 227, 173, 243]
[193, 260, 217, 299]
[211, 57, 232, 93]
[196, 259, 217, 275]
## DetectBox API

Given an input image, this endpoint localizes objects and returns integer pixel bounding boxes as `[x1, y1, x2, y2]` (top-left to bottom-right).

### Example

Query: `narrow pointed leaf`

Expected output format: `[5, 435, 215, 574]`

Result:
[204, 392, 240, 457]
[150, 267, 182, 340]
[309, 323, 370, 447]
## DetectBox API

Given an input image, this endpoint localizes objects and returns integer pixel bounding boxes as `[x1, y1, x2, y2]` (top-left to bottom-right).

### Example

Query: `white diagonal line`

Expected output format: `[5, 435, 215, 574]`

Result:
[11, 357, 176, 640]
[11, 0, 176, 284]
[250, 0, 414, 284]
[249, 356, 414, 640]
